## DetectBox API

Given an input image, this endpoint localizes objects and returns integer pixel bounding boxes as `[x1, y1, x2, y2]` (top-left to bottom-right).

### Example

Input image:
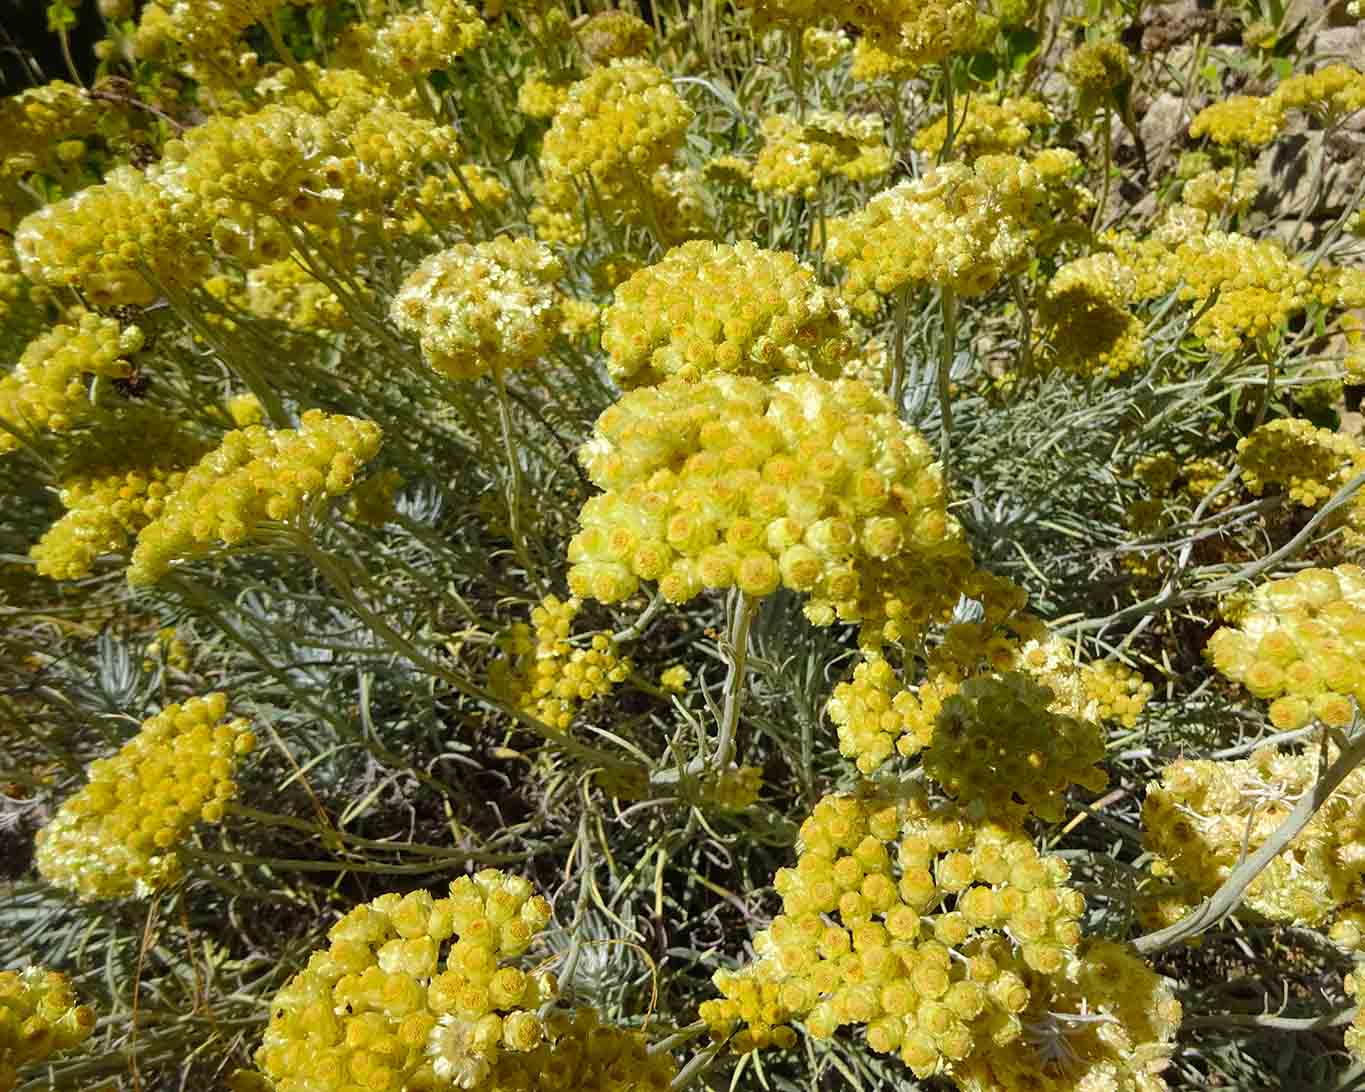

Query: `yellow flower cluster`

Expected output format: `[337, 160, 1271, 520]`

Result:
[925, 672, 1107, 823]
[133, 0, 281, 59]
[1035, 252, 1142, 378]
[253, 872, 558, 1092]
[490, 595, 632, 731]
[31, 428, 211, 581]
[127, 410, 383, 586]
[569, 374, 972, 640]
[244, 259, 349, 330]
[849, 38, 918, 82]
[1189, 94, 1284, 149]
[701, 786, 1177, 1087]
[826, 652, 938, 772]
[695, 764, 764, 811]
[1205, 565, 1365, 730]
[913, 97, 1051, 160]
[396, 167, 511, 239]
[826, 155, 1048, 313]
[535, 60, 694, 239]
[1349, 969, 1365, 1061]
[1079, 658, 1153, 728]
[143, 626, 193, 673]
[371, 0, 488, 77]
[518, 69, 573, 119]
[0, 81, 113, 229]
[0, 967, 96, 1092]
[752, 111, 892, 198]
[481, 1006, 676, 1092]
[0, 312, 144, 452]
[600, 241, 855, 386]
[576, 10, 654, 64]
[347, 467, 404, 527]
[1180, 166, 1259, 219]
[851, 0, 998, 64]
[1064, 41, 1131, 115]
[802, 26, 852, 69]
[391, 236, 564, 380]
[34, 693, 254, 900]
[1143, 743, 1365, 928]
[1275, 63, 1365, 122]
[1237, 417, 1362, 508]
[14, 165, 211, 306]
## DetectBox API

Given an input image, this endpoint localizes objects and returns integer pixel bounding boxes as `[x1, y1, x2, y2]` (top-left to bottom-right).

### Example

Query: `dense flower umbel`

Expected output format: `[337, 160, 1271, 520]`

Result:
[569, 374, 972, 640]
[1142, 743, 1365, 930]
[127, 411, 383, 586]
[34, 693, 254, 900]
[1205, 565, 1365, 730]
[1236, 417, 1363, 508]
[1349, 969, 1365, 1061]
[254, 873, 557, 1092]
[600, 241, 856, 386]
[1064, 41, 1130, 115]
[912, 97, 1051, 161]
[695, 786, 1174, 1087]
[370, 0, 488, 77]
[752, 111, 893, 198]
[1188, 95, 1284, 149]
[1035, 253, 1143, 378]
[535, 60, 694, 238]
[0, 967, 96, 1092]
[825, 155, 1049, 314]
[480, 1006, 676, 1091]
[0, 312, 144, 452]
[391, 237, 564, 380]
[577, 10, 654, 64]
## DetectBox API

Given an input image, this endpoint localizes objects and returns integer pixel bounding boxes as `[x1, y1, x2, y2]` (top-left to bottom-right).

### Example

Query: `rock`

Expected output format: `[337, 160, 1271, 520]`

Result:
[1258, 129, 1365, 225]
[1312, 25, 1363, 59]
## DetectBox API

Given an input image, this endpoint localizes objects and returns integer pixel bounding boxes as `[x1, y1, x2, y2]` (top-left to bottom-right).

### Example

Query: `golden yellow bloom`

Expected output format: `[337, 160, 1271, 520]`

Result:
[1036, 252, 1142, 378]
[371, 0, 488, 77]
[753, 111, 892, 198]
[0, 967, 96, 1091]
[1064, 40, 1130, 115]
[1189, 94, 1284, 148]
[576, 10, 653, 64]
[35, 693, 253, 899]
[913, 97, 1050, 160]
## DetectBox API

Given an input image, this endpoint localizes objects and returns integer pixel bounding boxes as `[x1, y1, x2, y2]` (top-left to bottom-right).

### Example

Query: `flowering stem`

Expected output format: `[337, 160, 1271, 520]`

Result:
[938, 60, 957, 164]
[938, 286, 957, 466]
[1092, 103, 1112, 234]
[888, 284, 911, 411]
[712, 590, 755, 771]
[492, 365, 539, 590]
[1133, 724, 1365, 955]
[787, 28, 806, 122]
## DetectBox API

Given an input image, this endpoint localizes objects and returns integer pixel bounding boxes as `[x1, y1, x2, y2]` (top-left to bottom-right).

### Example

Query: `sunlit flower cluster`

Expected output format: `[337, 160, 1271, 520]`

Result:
[1064, 41, 1131, 115]
[35, 693, 254, 900]
[370, 0, 488, 77]
[752, 111, 892, 198]
[1036, 252, 1142, 378]
[254, 872, 558, 1092]
[0, 312, 144, 451]
[1189, 94, 1284, 148]
[391, 236, 564, 380]
[1205, 565, 1365, 729]
[570, 374, 972, 640]
[576, 10, 654, 64]
[481, 1006, 676, 1091]
[0, 967, 97, 1092]
[913, 97, 1051, 160]
[601, 241, 855, 385]
[1237, 417, 1363, 508]
[127, 410, 383, 586]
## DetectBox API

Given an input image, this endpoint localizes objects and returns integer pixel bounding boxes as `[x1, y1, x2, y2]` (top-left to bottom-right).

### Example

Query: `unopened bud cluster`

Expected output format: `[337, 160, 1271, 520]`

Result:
[490, 595, 631, 732]
[127, 410, 383, 586]
[0, 967, 97, 1092]
[0, 312, 143, 451]
[1036, 252, 1143, 378]
[481, 1006, 676, 1091]
[1237, 417, 1363, 509]
[600, 241, 855, 386]
[35, 693, 254, 900]
[569, 374, 971, 642]
[254, 872, 557, 1092]
[1205, 565, 1365, 729]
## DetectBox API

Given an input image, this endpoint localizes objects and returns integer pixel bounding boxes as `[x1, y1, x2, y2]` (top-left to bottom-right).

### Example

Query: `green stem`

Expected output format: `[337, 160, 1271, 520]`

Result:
[938, 286, 957, 467]
[712, 590, 755, 771]
[1092, 103, 1112, 233]
[888, 284, 911, 411]
[492, 365, 538, 589]
[938, 60, 957, 164]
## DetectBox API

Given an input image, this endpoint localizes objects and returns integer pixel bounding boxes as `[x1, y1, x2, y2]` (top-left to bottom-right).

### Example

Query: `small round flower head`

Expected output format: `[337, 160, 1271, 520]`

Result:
[601, 241, 856, 386]
[127, 411, 384, 586]
[924, 672, 1108, 823]
[536, 60, 694, 232]
[1142, 743, 1365, 927]
[1189, 94, 1284, 149]
[826, 651, 947, 772]
[1064, 40, 1131, 115]
[0, 967, 97, 1089]
[700, 784, 1089, 1070]
[1205, 564, 1365, 729]
[848, 0, 998, 64]
[35, 693, 253, 899]
[253, 872, 557, 1092]
[576, 10, 654, 64]
[518, 68, 574, 119]
[482, 1006, 678, 1091]
[826, 156, 1047, 314]
[245, 259, 350, 331]
[849, 37, 919, 82]
[912, 97, 1051, 161]
[803, 26, 852, 68]
[1035, 252, 1142, 378]
[569, 374, 972, 641]
[1237, 418, 1362, 509]
[0, 313, 144, 452]
[391, 237, 564, 380]
[752, 111, 892, 198]
[14, 165, 210, 306]
[370, 0, 488, 77]
[131, 0, 280, 58]
[1180, 165, 1259, 218]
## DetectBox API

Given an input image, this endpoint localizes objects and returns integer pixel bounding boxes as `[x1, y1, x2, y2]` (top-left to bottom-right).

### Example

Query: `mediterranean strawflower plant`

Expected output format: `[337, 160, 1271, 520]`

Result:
[1, 0, 1364, 1090]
